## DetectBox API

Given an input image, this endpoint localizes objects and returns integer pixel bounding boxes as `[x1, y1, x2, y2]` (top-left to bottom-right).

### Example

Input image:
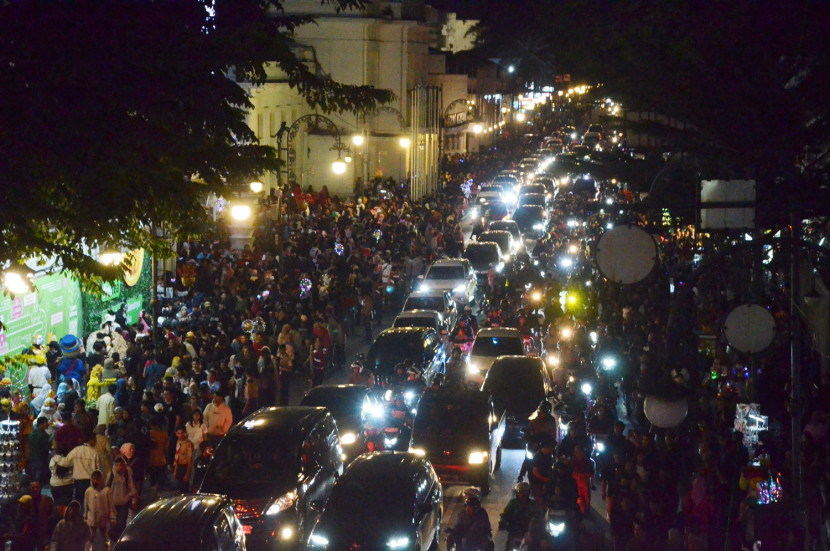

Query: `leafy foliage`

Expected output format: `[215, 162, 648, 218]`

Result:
[0, 0, 393, 285]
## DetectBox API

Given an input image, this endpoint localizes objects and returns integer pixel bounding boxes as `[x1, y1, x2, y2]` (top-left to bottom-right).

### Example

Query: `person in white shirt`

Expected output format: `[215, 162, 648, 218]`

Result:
[203, 391, 233, 448]
[27, 362, 51, 397]
[58, 433, 102, 501]
[186, 408, 207, 450]
[97, 384, 117, 427]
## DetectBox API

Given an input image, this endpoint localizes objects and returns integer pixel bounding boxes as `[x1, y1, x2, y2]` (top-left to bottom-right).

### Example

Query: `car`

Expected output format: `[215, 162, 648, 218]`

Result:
[306, 452, 442, 551]
[492, 175, 520, 194]
[487, 219, 522, 248]
[516, 193, 548, 209]
[536, 148, 555, 160]
[481, 356, 553, 446]
[367, 327, 445, 386]
[477, 230, 515, 261]
[409, 390, 504, 494]
[572, 175, 597, 196]
[417, 258, 477, 305]
[582, 133, 601, 149]
[393, 309, 448, 335]
[511, 205, 548, 242]
[113, 494, 246, 551]
[299, 385, 382, 465]
[402, 289, 457, 328]
[463, 242, 504, 287]
[482, 202, 509, 221]
[570, 145, 590, 158]
[587, 123, 603, 135]
[518, 183, 548, 198]
[198, 407, 344, 550]
[532, 176, 556, 191]
[476, 185, 502, 207]
[466, 327, 526, 387]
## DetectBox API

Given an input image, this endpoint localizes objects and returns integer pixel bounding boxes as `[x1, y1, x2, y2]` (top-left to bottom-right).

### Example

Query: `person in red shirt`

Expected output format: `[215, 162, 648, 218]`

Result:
[571, 445, 595, 515]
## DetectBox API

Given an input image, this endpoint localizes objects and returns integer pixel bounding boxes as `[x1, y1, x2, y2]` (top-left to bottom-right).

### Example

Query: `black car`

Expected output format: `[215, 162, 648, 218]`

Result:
[482, 356, 553, 446]
[306, 452, 443, 551]
[367, 327, 445, 387]
[113, 494, 246, 551]
[199, 407, 344, 550]
[409, 390, 504, 493]
[512, 205, 548, 240]
[299, 385, 381, 465]
[464, 242, 504, 286]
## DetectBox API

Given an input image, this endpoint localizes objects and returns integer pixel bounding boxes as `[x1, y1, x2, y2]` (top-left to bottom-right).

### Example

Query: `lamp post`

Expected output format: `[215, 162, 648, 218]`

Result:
[399, 136, 411, 192]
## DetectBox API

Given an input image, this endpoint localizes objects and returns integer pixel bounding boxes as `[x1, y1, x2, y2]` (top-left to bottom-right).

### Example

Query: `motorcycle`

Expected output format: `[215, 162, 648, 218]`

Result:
[545, 505, 576, 550]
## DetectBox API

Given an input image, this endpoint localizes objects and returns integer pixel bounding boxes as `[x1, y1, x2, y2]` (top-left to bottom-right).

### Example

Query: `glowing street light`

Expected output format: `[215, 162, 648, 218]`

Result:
[399, 137, 411, 148]
[99, 251, 124, 266]
[352, 135, 364, 146]
[231, 205, 251, 221]
[331, 159, 347, 174]
[515, 112, 526, 122]
[249, 181, 263, 193]
[507, 65, 515, 73]
[472, 123, 483, 134]
[3, 270, 33, 295]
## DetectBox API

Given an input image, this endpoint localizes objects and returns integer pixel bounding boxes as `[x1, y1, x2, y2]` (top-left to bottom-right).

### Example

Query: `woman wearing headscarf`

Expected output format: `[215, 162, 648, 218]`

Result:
[29, 383, 52, 416]
[118, 443, 143, 502]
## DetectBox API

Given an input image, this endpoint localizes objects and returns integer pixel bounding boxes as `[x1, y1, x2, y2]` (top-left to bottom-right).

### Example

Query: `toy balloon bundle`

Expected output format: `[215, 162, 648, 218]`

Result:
[334, 242, 345, 256]
[300, 278, 312, 298]
[0, 420, 21, 500]
[241, 317, 267, 337]
[460, 179, 473, 198]
[757, 473, 783, 505]
[373, 229, 383, 242]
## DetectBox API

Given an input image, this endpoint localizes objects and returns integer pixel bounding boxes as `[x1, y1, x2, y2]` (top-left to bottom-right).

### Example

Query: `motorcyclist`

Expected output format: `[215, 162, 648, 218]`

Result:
[429, 374, 444, 392]
[499, 482, 543, 551]
[450, 318, 476, 347]
[529, 437, 556, 505]
[445, 347, 467, 391]
[348, 359, 375, 387]
[528, 401, 558, 442]
[586, 399, 614, 435]
[556, 420, 591, 461]
[402, 367, 426, 405]
[448, 487, 493, 551]
[460, 305, 479, 333]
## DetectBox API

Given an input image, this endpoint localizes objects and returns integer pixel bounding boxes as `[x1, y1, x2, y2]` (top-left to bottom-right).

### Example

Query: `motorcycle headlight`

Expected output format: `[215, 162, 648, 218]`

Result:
[525, 449, 534, 460]
[468, 451, 488, 464]
[596, 442, 606, 453]
[467, 363, 480, 375]
[340, 432, 357, 445]
[408, 447, 426, 457]
[548, 522, 566, 536]
[384, 437, 398, 447]
[309, 534, 329, 547]
[601, 357, 617, 370]
[364, 402, 385, 419]
[265, 491, 298, 515]
[581, 382, 592, 396]
[404, 391, 415, 402]
[387, 536, 410, 549]
[453, 285, 466, 294]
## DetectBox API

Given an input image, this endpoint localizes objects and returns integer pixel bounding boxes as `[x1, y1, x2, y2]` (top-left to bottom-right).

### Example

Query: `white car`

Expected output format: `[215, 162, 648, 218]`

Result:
[417, 258, 477, 305]
[466, 327, 526, 387]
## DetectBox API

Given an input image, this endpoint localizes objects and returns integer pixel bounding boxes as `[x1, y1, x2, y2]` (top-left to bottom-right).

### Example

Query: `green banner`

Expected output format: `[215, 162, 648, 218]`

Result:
[82, 250, 151, 336]
[0, 273, 83, 357]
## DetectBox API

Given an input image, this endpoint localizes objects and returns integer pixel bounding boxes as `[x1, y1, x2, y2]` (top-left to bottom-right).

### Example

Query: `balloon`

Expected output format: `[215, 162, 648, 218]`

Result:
[241, 319, 254, 334]
[644, 396, 688, 428]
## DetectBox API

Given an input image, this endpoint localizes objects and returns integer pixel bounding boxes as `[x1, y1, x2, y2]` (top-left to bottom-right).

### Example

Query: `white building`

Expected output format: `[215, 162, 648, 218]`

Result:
[242, 0, 440, 197]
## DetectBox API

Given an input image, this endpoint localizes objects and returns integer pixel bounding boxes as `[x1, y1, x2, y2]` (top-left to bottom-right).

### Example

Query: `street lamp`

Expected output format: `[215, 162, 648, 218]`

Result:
[2, 269, 33, 295]
[515, 112, 527, 122]
[472, 123, 483, 134]
[352, 135, 364, 146]
[99, 251, 124, 266]
[231, 204, 251, 221]
[399, 137, 411, 148]
[249, 181, 263, 193]
[331, 159, 347, 175]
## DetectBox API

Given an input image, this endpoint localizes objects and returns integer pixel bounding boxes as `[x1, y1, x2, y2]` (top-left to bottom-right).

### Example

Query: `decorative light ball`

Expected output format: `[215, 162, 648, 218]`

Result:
[334, 242, 345, 256]
[373, 229, 383, 242]
[300, 278, 312, 297]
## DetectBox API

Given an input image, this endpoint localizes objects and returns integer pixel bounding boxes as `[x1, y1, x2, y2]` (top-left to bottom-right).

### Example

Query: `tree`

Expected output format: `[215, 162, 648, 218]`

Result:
[0, 0, 393, 287]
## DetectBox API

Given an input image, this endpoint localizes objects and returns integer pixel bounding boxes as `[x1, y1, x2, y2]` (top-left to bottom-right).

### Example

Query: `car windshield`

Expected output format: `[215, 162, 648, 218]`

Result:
[479, 233, 509, 250]
[472, 336, 523, 356]
[479, 185, 502, 194]
[464, 246, 499, 268]
[369, 334, 424, 372]
[518, 195, 545, 207]
[489, 222, 519, 237]
[520, 186, 546, 195]
[426, 266, 465, 280]
[394, 316, 437, 329]
[326, 474, 411, 519]
[484, 363, 545, 413]
[415, 401, 488, 435]
[512, 208, 545, 230]
[404, 297, 444, 312]
[205, 434, 299, 486]
[300, 389, 364, 420]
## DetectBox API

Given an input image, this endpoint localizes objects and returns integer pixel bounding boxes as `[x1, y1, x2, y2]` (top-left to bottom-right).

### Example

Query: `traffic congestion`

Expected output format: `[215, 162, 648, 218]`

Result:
[5, 124, 806, 551]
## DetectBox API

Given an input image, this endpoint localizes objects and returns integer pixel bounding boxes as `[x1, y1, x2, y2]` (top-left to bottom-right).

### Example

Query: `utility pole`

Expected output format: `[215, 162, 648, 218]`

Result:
[789, 208, 806, 547]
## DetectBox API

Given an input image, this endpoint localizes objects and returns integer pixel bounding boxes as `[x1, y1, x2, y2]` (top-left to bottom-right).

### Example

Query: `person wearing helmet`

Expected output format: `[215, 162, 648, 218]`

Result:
[429, 374, 444, 392]
[498, 482, 543, 550]
[402, 368, 425, 405]
[461, 305, 479, 333]
[348, 360, 374, 387]
[445, 347, 466, 392]
[528, 401, 558, 442]
[448, 487, 492, 551]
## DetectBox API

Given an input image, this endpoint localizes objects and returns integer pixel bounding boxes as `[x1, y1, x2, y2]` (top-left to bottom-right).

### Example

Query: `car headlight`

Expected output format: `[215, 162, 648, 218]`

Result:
[503, 254, 511, 262]
[467, 363, 480, 375]
[503, 193, 517, 204]
[265, 491, 298, 515]
[601, 357, 617, 370]
[546, 354, 559, 367]
[419, 283, 430, 291]
[479, 197, 486, 203]
[581, 382, 592, 396]
[280, 526, 295, 540]
[596, 442, 606, 453]
[340, 432, 357, 445]
[468, 451, 488, 464]
[409, 447, 426, 457]
[525, 449, 534, 460]
[387, 536, 410, 549]
[453, 285, 466, 294]
[548, 522, 566, 536]
[364, 402, 384, 418]
[495, 263, 504, 273]
[533, 223, 544, 230]
[309, 534, 329, 547]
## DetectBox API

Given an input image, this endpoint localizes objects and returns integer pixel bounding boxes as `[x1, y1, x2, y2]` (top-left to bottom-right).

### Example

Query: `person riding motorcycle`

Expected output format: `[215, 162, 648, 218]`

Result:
[518, 517, 555, 551]
[499, 482, 543, 551]
[450, 318, 476, 346]
[586, 400, 614, 436]
[460, 305, 479, 333]
[402, 367, 426, 406]
[448, 487, 493, 551]
[528, 401, 558, 442]
[348, 359, 375, 387]
[445, 347, 467, 392]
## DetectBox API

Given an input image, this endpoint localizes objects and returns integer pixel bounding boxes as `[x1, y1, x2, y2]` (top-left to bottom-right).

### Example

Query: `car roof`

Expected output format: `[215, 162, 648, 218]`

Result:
[429, 258, 466, 267]
[465, 242, 500, 250]
[406, 288, 451, 298]
[377, 327, 433, 339]
[345, 452, 428, 483]
[302, 384, 369, 401]
[232, 406, 328, 435]
[116, 494, 225, 549]
[489, 355, 545, 370]
[476, 327, 522, 337]
[489, 219, 518, 227]
[420, 388, 490, 407]
[397, 309, 441, 318]
[480, 230, 511, 237]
